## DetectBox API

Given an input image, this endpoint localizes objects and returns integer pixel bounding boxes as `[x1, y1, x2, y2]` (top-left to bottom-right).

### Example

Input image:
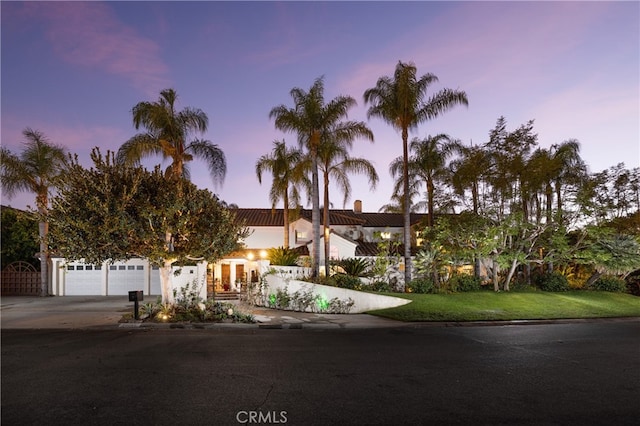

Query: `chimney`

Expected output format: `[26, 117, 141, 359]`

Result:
[354, 199, 362, 213]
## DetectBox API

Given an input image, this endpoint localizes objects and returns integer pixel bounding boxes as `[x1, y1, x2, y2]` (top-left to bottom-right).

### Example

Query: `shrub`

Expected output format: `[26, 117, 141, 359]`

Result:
[368, 280, 392, 292]
[336, 258, 371, 277]
[449, 274, 481, 292]
[591, 275, 627, 293]
[406, 277, 435, 294]
[267, 246, 299, 266]
[536, 272, 569, 292]
[332, 274, 362, 291]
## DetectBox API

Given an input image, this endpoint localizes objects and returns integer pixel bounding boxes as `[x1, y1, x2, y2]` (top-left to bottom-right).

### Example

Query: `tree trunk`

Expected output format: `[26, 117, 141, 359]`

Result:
[585, 270, 602, 288]
[38, 219, 48, 297]
[283, 192, 290, 248]
[323, 172, 330, 277]
[159, 259, 175, 305]
[504, 258, 518, 291]
[402, 127, 411, 291]
[492, 258, 500, 292]
[311, 143, 321, 279]
[427, 177, 435, 228]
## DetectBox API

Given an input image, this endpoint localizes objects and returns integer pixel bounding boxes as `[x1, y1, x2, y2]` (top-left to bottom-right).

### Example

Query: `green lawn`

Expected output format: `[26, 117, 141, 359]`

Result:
[367, 291, 640, 322]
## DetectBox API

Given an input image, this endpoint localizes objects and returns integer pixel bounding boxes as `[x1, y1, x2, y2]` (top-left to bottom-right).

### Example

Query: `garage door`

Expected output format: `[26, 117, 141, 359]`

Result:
[64, 262, 103, 295]
[107, 262, 145, 295]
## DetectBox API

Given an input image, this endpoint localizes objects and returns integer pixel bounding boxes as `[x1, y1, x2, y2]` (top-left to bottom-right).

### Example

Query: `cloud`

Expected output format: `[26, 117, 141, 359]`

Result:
[18, 2, 170, 96]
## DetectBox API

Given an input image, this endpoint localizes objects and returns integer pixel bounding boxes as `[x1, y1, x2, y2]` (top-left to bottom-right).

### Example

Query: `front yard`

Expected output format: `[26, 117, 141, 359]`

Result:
[367, 291, 640, 322]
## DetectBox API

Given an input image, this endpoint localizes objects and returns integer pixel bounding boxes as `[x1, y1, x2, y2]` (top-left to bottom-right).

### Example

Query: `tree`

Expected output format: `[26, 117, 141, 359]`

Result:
[255, 140, 309, 248]
[117, 88, 226, 187]
[318, 131, 377, 273]
[0, 129, 68, 295]
[449, 143, 492, 215]
[364, 61, 468, 288]
[1, 206, 39, 269]
[47, 149, 248, 304]
[270, 77, 371, 278]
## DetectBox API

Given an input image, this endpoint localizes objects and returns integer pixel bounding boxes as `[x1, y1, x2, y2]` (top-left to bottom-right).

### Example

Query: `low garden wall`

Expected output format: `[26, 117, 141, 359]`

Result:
[264, 274, 411, 314]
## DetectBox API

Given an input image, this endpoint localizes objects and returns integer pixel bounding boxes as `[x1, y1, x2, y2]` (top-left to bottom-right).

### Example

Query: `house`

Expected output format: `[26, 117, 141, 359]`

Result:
[48, 200, 429, 296]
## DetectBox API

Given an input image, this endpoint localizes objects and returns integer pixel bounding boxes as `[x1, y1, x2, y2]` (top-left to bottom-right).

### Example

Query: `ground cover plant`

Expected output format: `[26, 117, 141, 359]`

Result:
[367, 291, 640, 322]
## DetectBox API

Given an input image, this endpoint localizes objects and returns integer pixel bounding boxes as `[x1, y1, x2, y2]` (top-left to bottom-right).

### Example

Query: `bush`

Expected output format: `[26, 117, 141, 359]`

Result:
[368, 280, 392, 292]
[406, 277, 435, 294]
[591, 275, 627, 293]
[332, 274, 363, 291]
[336, 257, 371, 277]
[449, 274, 481, 292]
[536, 272, 569, 292]
[267, 246, 299, 266]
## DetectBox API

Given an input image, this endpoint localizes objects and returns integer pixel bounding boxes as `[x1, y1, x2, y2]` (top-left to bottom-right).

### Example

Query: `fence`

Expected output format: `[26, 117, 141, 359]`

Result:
[1, 261, 41, 296]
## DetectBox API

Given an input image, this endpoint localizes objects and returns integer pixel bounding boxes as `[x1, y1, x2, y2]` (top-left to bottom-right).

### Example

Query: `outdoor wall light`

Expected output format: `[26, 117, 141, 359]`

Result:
[247, 252, 255, 260]
[259, 250, 267, 259]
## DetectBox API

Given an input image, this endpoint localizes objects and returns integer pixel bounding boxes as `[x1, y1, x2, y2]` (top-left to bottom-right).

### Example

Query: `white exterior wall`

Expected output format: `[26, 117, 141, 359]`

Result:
[242, 226, 284, 249]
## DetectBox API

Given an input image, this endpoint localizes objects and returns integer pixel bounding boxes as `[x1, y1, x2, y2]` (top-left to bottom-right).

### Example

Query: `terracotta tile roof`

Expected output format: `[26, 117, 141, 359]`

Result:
[233, 208, 428, 228]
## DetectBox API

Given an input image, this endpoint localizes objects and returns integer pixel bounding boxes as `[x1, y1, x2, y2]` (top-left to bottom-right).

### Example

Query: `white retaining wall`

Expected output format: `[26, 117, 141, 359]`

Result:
[264, 274, 411, 314]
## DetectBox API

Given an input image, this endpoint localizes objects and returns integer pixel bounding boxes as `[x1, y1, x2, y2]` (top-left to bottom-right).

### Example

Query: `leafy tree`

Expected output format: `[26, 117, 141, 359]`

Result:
[47, 149, 247, 304]
[270, 77, 371, 278]
[0, 129, 68, 295]
[0, 206, 39, 269]
[255, 140, 309, 248]
[364, 61, 468, 288]
[117, 88, 226, 186]
[575, 227, 640, 285]
[318, 131, 377, 273]
[449, 143, 492, 215]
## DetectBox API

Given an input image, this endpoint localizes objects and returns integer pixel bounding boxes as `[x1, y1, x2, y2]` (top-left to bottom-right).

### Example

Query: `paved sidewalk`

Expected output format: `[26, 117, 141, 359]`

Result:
[0, 296, 405, 330]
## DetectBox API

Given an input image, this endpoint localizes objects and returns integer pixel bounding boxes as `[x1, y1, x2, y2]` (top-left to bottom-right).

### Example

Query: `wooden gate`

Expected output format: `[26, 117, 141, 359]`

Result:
[1, 261, 41, 296]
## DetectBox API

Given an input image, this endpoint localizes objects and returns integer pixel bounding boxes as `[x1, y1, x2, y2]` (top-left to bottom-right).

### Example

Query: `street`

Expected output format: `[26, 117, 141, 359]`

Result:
[2, 321, 639, 425]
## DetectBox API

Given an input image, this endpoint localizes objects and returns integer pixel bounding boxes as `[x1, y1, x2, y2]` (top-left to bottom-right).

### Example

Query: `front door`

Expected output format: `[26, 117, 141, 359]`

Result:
[221, 264, 231, 291]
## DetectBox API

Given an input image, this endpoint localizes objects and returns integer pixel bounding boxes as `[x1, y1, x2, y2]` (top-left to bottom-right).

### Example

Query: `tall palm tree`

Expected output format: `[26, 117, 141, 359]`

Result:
[117, 88, 226, 187]
[408, 134, 460, 227]
[550, 139, 585, 223]
[318, 133, 377, 273]
[270, 77, 372, 278]
[364, 61, 468, 287]
[255, 140, 309, 248]
[0, 128, 68, 296]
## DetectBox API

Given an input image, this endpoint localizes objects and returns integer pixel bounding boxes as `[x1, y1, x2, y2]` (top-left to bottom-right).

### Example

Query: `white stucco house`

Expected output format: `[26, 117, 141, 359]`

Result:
[48, 200, 429, 297]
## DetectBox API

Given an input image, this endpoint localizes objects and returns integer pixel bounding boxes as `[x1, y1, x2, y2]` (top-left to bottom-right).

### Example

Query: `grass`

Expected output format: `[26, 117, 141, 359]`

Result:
[367, 291, 640, 322]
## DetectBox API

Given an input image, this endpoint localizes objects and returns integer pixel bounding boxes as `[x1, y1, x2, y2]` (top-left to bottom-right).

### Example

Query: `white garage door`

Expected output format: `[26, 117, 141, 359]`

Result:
[107, 262, 145, 295]
[64, 262, 103, 295]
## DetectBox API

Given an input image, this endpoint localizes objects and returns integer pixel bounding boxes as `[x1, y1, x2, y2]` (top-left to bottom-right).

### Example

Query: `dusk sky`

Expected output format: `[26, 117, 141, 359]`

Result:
[2, 1, 638, 213]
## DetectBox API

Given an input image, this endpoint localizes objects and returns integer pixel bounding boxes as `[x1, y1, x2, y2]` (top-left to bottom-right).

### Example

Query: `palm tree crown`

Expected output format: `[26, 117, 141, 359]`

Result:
[255, 140, 309, 247]
[117, 88, 226, 187]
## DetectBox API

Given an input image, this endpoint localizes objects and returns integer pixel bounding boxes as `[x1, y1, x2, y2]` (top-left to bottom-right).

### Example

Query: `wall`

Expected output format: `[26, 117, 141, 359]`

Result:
[264, 274, 411, 314]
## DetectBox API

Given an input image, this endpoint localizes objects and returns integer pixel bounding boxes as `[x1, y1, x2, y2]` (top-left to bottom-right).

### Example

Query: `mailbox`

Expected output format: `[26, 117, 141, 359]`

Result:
[128, 290, 143, 302]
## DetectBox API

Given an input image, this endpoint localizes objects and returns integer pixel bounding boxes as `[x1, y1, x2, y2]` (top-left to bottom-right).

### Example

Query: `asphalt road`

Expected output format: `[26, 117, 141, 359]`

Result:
[2, 321, 639, 425]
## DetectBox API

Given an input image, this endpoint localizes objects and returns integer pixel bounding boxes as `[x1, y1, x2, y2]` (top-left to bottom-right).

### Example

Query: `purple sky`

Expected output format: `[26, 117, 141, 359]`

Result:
[2, 1, 638, 213]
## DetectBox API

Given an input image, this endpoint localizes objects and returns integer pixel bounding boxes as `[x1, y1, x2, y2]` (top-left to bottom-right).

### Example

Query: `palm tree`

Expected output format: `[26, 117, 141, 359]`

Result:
[408, 134, 460, 227]
[117, 88, 226, 187]
[0, 128, 67, 296]
[364, 61, 468, 287]
[550, 139, 585, 223]
[318, 132, 377, 273]
[255, 140, 309, 248]
[270, 77, 372, 278]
